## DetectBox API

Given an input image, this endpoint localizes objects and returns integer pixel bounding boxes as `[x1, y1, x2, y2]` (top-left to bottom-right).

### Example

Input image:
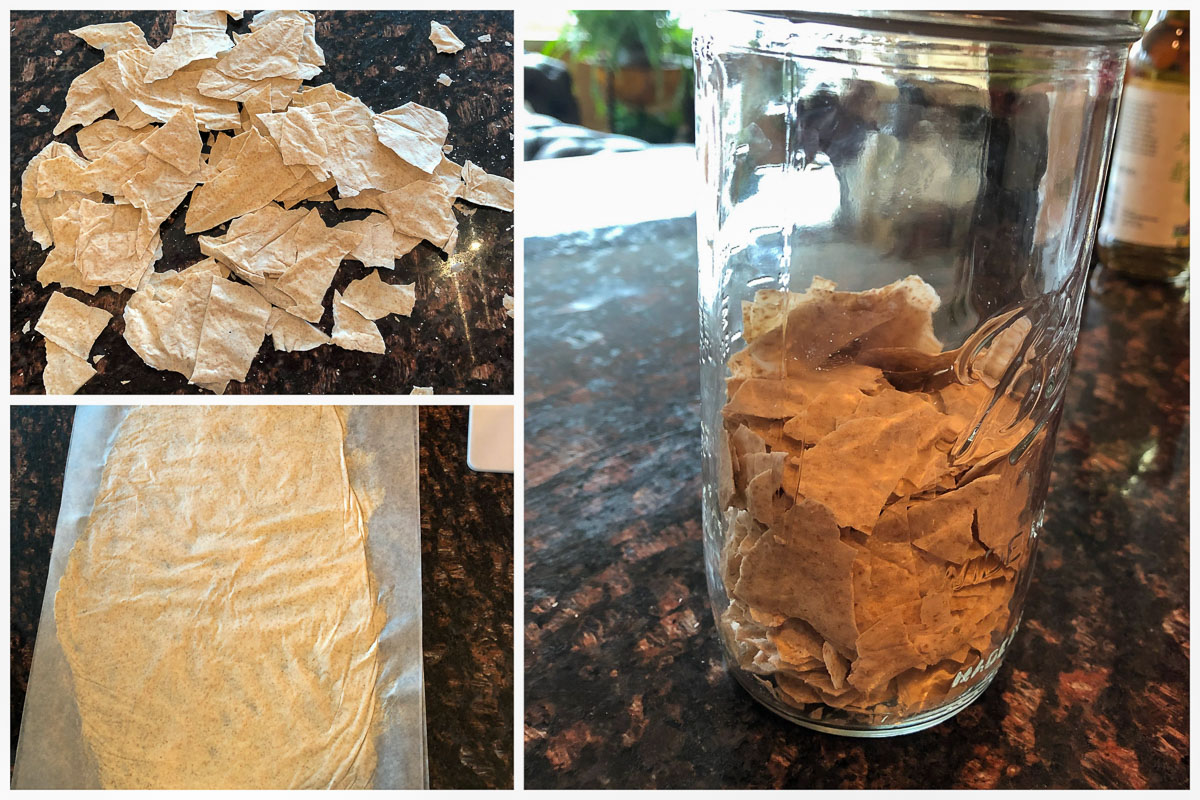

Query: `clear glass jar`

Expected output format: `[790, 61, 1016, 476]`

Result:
[694, 11, 1139, 736]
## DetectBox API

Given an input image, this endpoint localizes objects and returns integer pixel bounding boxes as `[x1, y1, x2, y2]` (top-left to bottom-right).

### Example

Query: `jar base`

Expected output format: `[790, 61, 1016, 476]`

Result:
[730, 665, 1000, 737]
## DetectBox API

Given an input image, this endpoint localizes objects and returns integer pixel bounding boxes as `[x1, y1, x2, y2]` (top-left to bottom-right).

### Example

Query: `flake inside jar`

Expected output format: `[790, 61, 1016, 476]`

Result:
[718, 275, 1044, 720]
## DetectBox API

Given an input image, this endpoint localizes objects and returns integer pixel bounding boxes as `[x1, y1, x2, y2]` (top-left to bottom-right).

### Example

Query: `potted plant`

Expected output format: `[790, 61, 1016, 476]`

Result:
[544, 11, 693, 142]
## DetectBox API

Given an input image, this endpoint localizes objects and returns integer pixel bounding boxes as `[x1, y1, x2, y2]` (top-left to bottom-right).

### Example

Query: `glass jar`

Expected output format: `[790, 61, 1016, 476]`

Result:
[693, 11, 1140, 736]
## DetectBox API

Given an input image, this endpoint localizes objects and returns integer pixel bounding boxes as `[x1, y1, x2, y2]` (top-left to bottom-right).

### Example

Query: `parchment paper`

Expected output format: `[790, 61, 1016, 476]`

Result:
[12, 405, 427, 789]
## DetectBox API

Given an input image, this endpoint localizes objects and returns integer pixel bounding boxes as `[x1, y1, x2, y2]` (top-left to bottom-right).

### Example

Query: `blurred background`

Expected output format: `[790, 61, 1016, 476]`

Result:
[524, 10, 695, 158]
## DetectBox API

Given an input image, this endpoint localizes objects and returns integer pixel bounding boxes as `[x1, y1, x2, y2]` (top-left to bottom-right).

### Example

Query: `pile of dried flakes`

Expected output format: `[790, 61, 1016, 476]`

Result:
[718, 275, 1048, 723]
[21, 10, 514, 394]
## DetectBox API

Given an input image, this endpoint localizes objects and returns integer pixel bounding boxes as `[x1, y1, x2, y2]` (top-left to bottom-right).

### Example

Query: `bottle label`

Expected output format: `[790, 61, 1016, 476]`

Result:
[1101, 77, 1190, 249]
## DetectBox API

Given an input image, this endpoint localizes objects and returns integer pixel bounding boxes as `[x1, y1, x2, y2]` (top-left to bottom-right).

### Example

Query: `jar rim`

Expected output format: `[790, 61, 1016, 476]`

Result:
[739, 10, 1143, 46]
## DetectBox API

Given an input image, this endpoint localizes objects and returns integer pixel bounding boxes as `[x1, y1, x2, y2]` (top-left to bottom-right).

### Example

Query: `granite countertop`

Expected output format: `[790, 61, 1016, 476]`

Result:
[11, 11, 514, 395]
[10, 405, 514, 789]
[524, 217, 1189, 789]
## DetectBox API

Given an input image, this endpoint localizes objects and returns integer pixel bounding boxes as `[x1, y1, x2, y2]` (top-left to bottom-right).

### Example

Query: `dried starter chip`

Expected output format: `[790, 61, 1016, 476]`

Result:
[461, 160, 514, 212]
[429, 21, 465, 54]
[718, 275, 1037, 720]
[144, 11, 234, 82]
[35, 291, 112, 360]
[331, 291, 386, 354]
[372, 103, 449, 173]
[23, 10, 514, 394]
[340, 270, 416, 320]
[44, 341, 97, 395]
[266, 308, 330, 352]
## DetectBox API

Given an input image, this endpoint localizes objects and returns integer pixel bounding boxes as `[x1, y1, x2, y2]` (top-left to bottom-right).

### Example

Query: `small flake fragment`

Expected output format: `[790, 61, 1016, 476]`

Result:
[331, 290, 386, 353]
[429, 21, 464, 54]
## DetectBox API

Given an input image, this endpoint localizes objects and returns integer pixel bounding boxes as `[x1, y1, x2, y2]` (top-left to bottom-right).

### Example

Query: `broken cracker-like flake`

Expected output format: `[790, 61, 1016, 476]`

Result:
[44, 341, 98, 395]
[410, 386, 433, 395]
[429, 21, 465, 54]
[372, 102, 449, 174]
[331, 290, 386, 354]
[718, 275, 1040, 722]
[340, 270, 415, 320]
[461, 160, 514, 212]
[35, 291, 112, 361]
[266, 307, 330, 352]
[144, 11, 234, 82]
[335, 213, 419, 269]
[376, 180, 458, 251]
[186, 128, 304, 232]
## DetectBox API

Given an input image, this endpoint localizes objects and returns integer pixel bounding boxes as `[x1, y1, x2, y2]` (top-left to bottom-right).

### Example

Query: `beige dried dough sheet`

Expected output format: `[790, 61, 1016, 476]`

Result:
[35, 291, 112, 361]
[185, 127, 303, 232]
[372, 103, 448, 173]
[43, 341, 97, 395]
[429, 21, 464, 54]
[332, 290, 386, 353]
[341, 270, 416, 320]
[12, 406, 426, 789]
[104, 49, 242, 131]
[461, 160, 514, 212]
[143, 11, 234, 82]
[121, 261, 221, 380]
[335, 213, 419, 268]
[189, 277, 273, 386]
[70, 22, 150, 54]
[376, 180, 458, 250]
[214, 17, 323, 81]
[74, 119, 153, 160]
[266, 307, 330, 352]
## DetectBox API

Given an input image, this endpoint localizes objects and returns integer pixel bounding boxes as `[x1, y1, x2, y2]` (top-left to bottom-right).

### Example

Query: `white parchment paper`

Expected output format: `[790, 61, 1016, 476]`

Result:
[12, 405, 427, 789]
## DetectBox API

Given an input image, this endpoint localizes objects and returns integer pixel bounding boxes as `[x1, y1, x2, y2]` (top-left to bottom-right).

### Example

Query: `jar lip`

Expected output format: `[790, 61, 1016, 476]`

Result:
[739, 10, 1143, 45]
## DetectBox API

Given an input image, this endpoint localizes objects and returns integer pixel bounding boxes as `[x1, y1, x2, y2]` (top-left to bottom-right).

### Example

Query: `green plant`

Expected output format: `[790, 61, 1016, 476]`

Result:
[544, 11, 693, 141]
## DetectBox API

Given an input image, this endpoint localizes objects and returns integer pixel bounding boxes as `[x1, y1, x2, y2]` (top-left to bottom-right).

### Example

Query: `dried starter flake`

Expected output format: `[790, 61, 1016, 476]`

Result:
[429, 21, 465, 54]
[75, 118, 153, 160]
[22, 10, 514, 394]
[340, 270, 416, 320]
[190, 277, 273, 386]
[372, 102, 449, 173]
[186, 127, 304, 232]
[35, 291, 112, 360]
[73, 198, 161, 290]
[144, 11, 235, 83]
[331, 290, 386, 354]
[718, 275, 1038, 721]
[104, 48, 242, 130]
[436, 73, 452, 87]
[266, 307, 330, 352]
[335, 213, 419, 268]
[44, 340, 97, 395]
[122, 261, 222, 379]
[214, 17, 323, 81]
[70, 21, 150, 54]
[461, 160, 514, 212]
[376, 180, 458, 251]
[409, 386, 433, 395]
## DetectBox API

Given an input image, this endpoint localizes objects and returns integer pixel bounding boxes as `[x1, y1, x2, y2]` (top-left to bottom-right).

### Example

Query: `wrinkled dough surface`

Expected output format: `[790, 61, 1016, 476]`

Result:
[55, 406, 381, 789]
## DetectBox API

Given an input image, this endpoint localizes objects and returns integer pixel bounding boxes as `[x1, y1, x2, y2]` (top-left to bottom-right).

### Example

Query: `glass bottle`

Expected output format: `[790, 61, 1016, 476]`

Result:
[1096, 11, 1190, 283]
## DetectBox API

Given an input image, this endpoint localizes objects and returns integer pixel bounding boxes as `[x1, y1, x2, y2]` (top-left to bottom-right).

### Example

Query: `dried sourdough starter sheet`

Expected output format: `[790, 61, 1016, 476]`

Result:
[719, 275, 1043, 721]
[22, 10, 516, 395]
[12, 406, 426, 789]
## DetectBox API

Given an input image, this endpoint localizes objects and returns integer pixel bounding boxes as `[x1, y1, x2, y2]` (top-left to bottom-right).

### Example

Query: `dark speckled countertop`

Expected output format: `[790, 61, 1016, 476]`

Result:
[11, 11, 513, 395]
[524, 216, 1189, 789]
[10, 405, 513, 789]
